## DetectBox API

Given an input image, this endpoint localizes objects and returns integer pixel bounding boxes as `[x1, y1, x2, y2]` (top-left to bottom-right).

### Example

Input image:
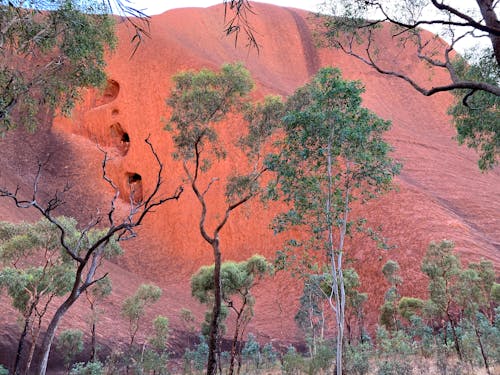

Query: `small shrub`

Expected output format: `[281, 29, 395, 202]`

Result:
[183, 335, 208, 373]
[262, 342, 278, 368]
[0, 365, 8, 375]
[344, 342, 371, 375]
[308, 342, 333, 374]
[376, 326, 414, 375]
[242, 333, 261, 369]
[57, 329, 84, 370]
[70, 361, 104, 375]
[281, 345, 305, 375]
[377, 360, 412, 375]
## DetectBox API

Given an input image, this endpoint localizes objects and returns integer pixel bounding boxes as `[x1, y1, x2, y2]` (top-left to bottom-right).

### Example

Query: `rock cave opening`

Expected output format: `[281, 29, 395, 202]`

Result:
[95, 79, 120, 107]
[126, 172, 143, 204]
[110, 122, 130, 156]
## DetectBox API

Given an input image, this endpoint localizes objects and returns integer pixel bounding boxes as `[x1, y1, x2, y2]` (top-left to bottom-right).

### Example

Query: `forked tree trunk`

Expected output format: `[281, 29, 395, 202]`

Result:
[228, 300, 248, 375]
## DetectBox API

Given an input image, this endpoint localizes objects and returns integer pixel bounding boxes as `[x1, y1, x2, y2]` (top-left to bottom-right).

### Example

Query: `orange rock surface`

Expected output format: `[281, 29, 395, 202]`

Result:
[0, 2, 498, 360]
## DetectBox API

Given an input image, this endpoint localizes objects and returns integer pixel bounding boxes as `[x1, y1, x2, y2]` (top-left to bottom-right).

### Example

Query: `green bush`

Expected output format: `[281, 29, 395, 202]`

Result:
[281, 346, 305, 375]
[376, 327, 414, 375]
[57, 329, 84, 370]
[262, 342, 278, 368]
[0, 365, 8, 375]
[377, 360, 412, 375]
[242, 333, 261, 369]
[308, 342, 333, 374]
[344, 342, 371, 375]
[70, 361, 104, 375]
[183, 335, 208, 373]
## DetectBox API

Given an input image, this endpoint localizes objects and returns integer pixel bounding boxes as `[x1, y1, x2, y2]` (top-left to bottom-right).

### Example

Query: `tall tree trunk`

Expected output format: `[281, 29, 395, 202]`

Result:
[447, 312, 462, 361]
[13, 312, 33, 375]
[473, 321, 491, 375]
[207, 240, 222, 375]
[37, 297, 74, 375]
[91, 315, 97, 362]
[24, 324, 42, 375]
[229, 311, 242, 375]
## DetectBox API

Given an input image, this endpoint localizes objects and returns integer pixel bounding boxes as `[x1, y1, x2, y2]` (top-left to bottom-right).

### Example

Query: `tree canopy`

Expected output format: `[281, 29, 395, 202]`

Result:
[0, 0, 116, 135]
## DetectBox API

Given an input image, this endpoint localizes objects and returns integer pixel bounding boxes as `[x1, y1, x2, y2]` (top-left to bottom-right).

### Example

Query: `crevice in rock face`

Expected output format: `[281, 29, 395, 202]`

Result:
[94, 79, 120, 107]
[126, 172, 143, 204]
[111, 109, 119, 117]
[110, 122, 129, 156]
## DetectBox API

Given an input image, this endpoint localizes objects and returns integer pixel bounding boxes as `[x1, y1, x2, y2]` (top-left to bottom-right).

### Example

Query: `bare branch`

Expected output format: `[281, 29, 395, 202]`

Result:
[202, 178, 220, 197]
[337, 31, 500, 97]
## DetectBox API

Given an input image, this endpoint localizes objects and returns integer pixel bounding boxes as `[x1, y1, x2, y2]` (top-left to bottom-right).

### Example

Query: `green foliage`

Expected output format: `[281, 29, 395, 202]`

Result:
[492, 283, 500, 304]
[132, 315, 170, 374]
[295, 273, 328, 356]
[270, 66, 400, 236]
[242, 333, 261, 368]
[308, 342, 334, 374]
[183, 335, 209, 372]
[165, 63, 253, 160]
[379, 260, 402, 331]
[240, 94, 285, 158]
[375, 326, 414, 375]
[449, 49, 499, 170]
[261, 342, 278, 368]
[149, 315, 170, 352]
[381, 260, 401, 286]
[192, 255, 271, 301]
[70, 361, 104, 375]
[191, 255, 271, 316]
[421, 240, 461, 317]
[89, 276, 112, 301]
[281, 345, 306, 375]
[57, 329, 84, 370]
[271, 68, 399, 375]
[398, 297, 424, 321]
[344, 342, 372, 375]
[0, 365, 8, 375]
[121, 284, 162, 346]
[0, 0, 116, 135]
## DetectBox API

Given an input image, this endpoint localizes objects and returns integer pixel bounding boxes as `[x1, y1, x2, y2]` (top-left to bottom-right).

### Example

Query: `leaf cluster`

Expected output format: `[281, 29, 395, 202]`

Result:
[0, 1, 116, 135]
[449, 49, 500, 170]
[191, 254, 272, 304]
[165, 63, 253, 161]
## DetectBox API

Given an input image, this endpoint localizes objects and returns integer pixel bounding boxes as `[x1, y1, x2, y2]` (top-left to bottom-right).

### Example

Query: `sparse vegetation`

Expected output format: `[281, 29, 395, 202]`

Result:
[0, 2, 498, 374]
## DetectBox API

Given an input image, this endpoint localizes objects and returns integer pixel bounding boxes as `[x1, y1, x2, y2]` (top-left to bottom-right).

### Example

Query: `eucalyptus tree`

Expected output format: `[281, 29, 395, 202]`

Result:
[121, 283, 162, 348]
[380, 260, 403, 331]
[421, 240, 463, 359]
[191, 255, 272, 375]
[0, 218, 79, 374]
[85, 276, 112, 362]
[165, 63, 282, 375]
[269, 67, 400, 375]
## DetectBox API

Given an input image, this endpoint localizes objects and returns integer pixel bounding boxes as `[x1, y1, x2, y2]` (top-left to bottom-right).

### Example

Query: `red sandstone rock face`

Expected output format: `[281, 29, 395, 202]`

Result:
[1, 3, 499, 358]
